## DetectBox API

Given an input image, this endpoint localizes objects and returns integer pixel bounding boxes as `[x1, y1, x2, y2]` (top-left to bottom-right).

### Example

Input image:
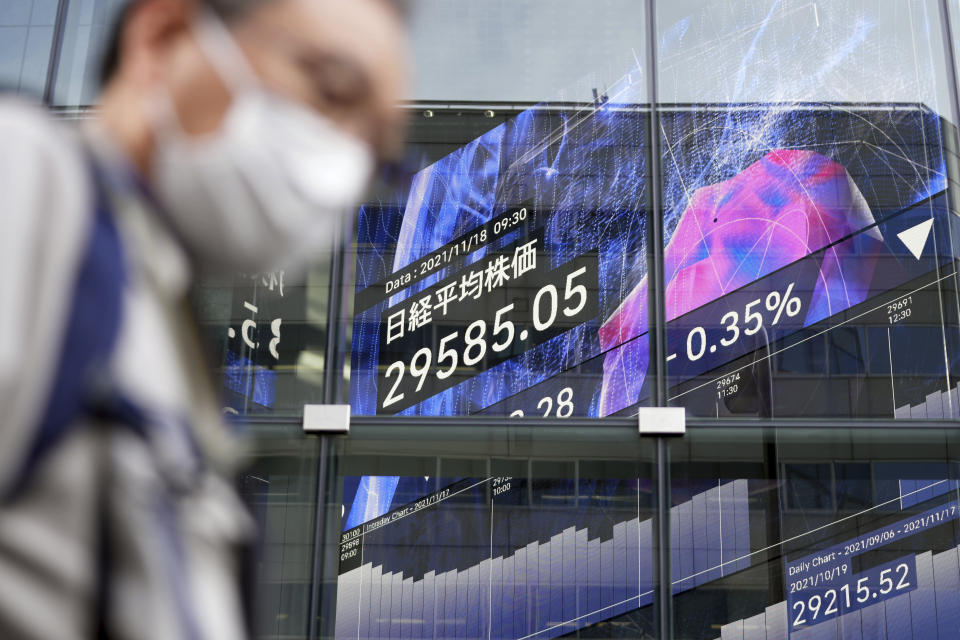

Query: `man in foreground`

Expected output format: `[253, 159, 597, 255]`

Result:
[0, 0, 407, 637]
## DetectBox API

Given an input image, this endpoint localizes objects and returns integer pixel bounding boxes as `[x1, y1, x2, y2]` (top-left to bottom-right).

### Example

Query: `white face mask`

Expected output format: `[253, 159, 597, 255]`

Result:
[150, 13, 375, 274]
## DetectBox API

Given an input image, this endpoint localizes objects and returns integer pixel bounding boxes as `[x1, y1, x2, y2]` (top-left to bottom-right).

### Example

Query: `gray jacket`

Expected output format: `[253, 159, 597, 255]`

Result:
[0, 98, 251, 640]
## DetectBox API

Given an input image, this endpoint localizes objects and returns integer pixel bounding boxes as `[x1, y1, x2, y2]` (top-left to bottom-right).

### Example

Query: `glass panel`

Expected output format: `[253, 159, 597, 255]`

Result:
[240, 423, 321, 640]
[656, 0, 960, 419]
[670, 427, 960, 638]
[407, 0, 647, 103]
[193, 259, 333, 416]
[347, 2, 650, 417]
[0, 0, 56, 96]
[323, 424, 659, 640]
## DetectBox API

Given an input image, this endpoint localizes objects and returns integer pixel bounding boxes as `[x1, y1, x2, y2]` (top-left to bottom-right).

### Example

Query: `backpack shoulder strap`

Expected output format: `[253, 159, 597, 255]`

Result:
[3, 145, 128, 503]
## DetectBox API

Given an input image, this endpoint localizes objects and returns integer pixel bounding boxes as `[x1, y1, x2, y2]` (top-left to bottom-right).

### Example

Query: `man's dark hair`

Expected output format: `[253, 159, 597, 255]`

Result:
[98, 0, 407, 88]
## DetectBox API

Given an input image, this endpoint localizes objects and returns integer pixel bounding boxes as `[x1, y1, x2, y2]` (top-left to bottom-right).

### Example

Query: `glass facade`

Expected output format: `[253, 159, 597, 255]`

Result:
[0, 0, 58, 96]
[22, 0, 960, 638]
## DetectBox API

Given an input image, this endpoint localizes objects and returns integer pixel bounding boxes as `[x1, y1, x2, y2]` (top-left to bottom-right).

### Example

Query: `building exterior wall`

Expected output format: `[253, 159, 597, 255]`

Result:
[12, 1, 960, 639]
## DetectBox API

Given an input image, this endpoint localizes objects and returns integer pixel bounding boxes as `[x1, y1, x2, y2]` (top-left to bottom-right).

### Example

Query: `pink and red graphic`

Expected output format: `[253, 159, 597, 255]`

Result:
[599, 149, 883, 415]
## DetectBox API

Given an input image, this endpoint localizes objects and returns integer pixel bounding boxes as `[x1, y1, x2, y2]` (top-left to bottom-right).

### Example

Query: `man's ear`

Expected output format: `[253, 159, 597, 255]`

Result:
[117, 0, 194, 85]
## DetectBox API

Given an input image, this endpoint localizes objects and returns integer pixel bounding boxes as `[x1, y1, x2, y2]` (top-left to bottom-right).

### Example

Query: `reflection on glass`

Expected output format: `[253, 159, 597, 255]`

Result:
[330, 428, 960, 640]
[345, 1, 649, 419]
[238, 424, 320, 639]
[193, 264, 332, 415]
[350, 94, 651, 418]
[668, 429, 960, 639]
[656, 0, 960, 418]
[657, 0, 952, 107]
[347, 0, 960, 420]
[357, 103, 960, 419]
[336, 472, 657, 640]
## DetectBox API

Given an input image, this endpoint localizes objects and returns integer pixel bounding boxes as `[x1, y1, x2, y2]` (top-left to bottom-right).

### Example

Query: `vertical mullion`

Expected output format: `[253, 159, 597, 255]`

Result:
[936, 0, 960, 399]
[654, 438, 672, 639]
[644, 1, 673, 638]
[645, 0, 667, 410]
[307, 433, 332, 640]
[42, 0, 69, 105]
[323, 217, 348, 404]
[308, 217, 349, 640]
[938, 0, 960, 151]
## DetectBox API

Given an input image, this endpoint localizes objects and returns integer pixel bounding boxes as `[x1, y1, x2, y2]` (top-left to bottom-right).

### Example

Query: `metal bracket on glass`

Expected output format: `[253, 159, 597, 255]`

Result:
[302, 404, 351, 435]
[638, 406, 686, 436]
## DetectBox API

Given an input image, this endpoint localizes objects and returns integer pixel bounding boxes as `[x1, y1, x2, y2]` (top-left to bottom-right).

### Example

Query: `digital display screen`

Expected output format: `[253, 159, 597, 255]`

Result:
[336, 473, 960, 640]
[784, 498, 958, 633]
[344, 93, 960, 638]
[350, 100, 959, 420]
[336, 475, 750, 640]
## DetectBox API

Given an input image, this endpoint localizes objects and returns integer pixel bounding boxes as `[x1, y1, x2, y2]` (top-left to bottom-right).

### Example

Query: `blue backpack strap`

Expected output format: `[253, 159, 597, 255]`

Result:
[3, 153, 128, 502]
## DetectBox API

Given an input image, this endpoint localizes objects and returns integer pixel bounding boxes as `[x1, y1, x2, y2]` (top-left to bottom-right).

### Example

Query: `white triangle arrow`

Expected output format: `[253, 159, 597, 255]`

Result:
[897, 218, 933, 260]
